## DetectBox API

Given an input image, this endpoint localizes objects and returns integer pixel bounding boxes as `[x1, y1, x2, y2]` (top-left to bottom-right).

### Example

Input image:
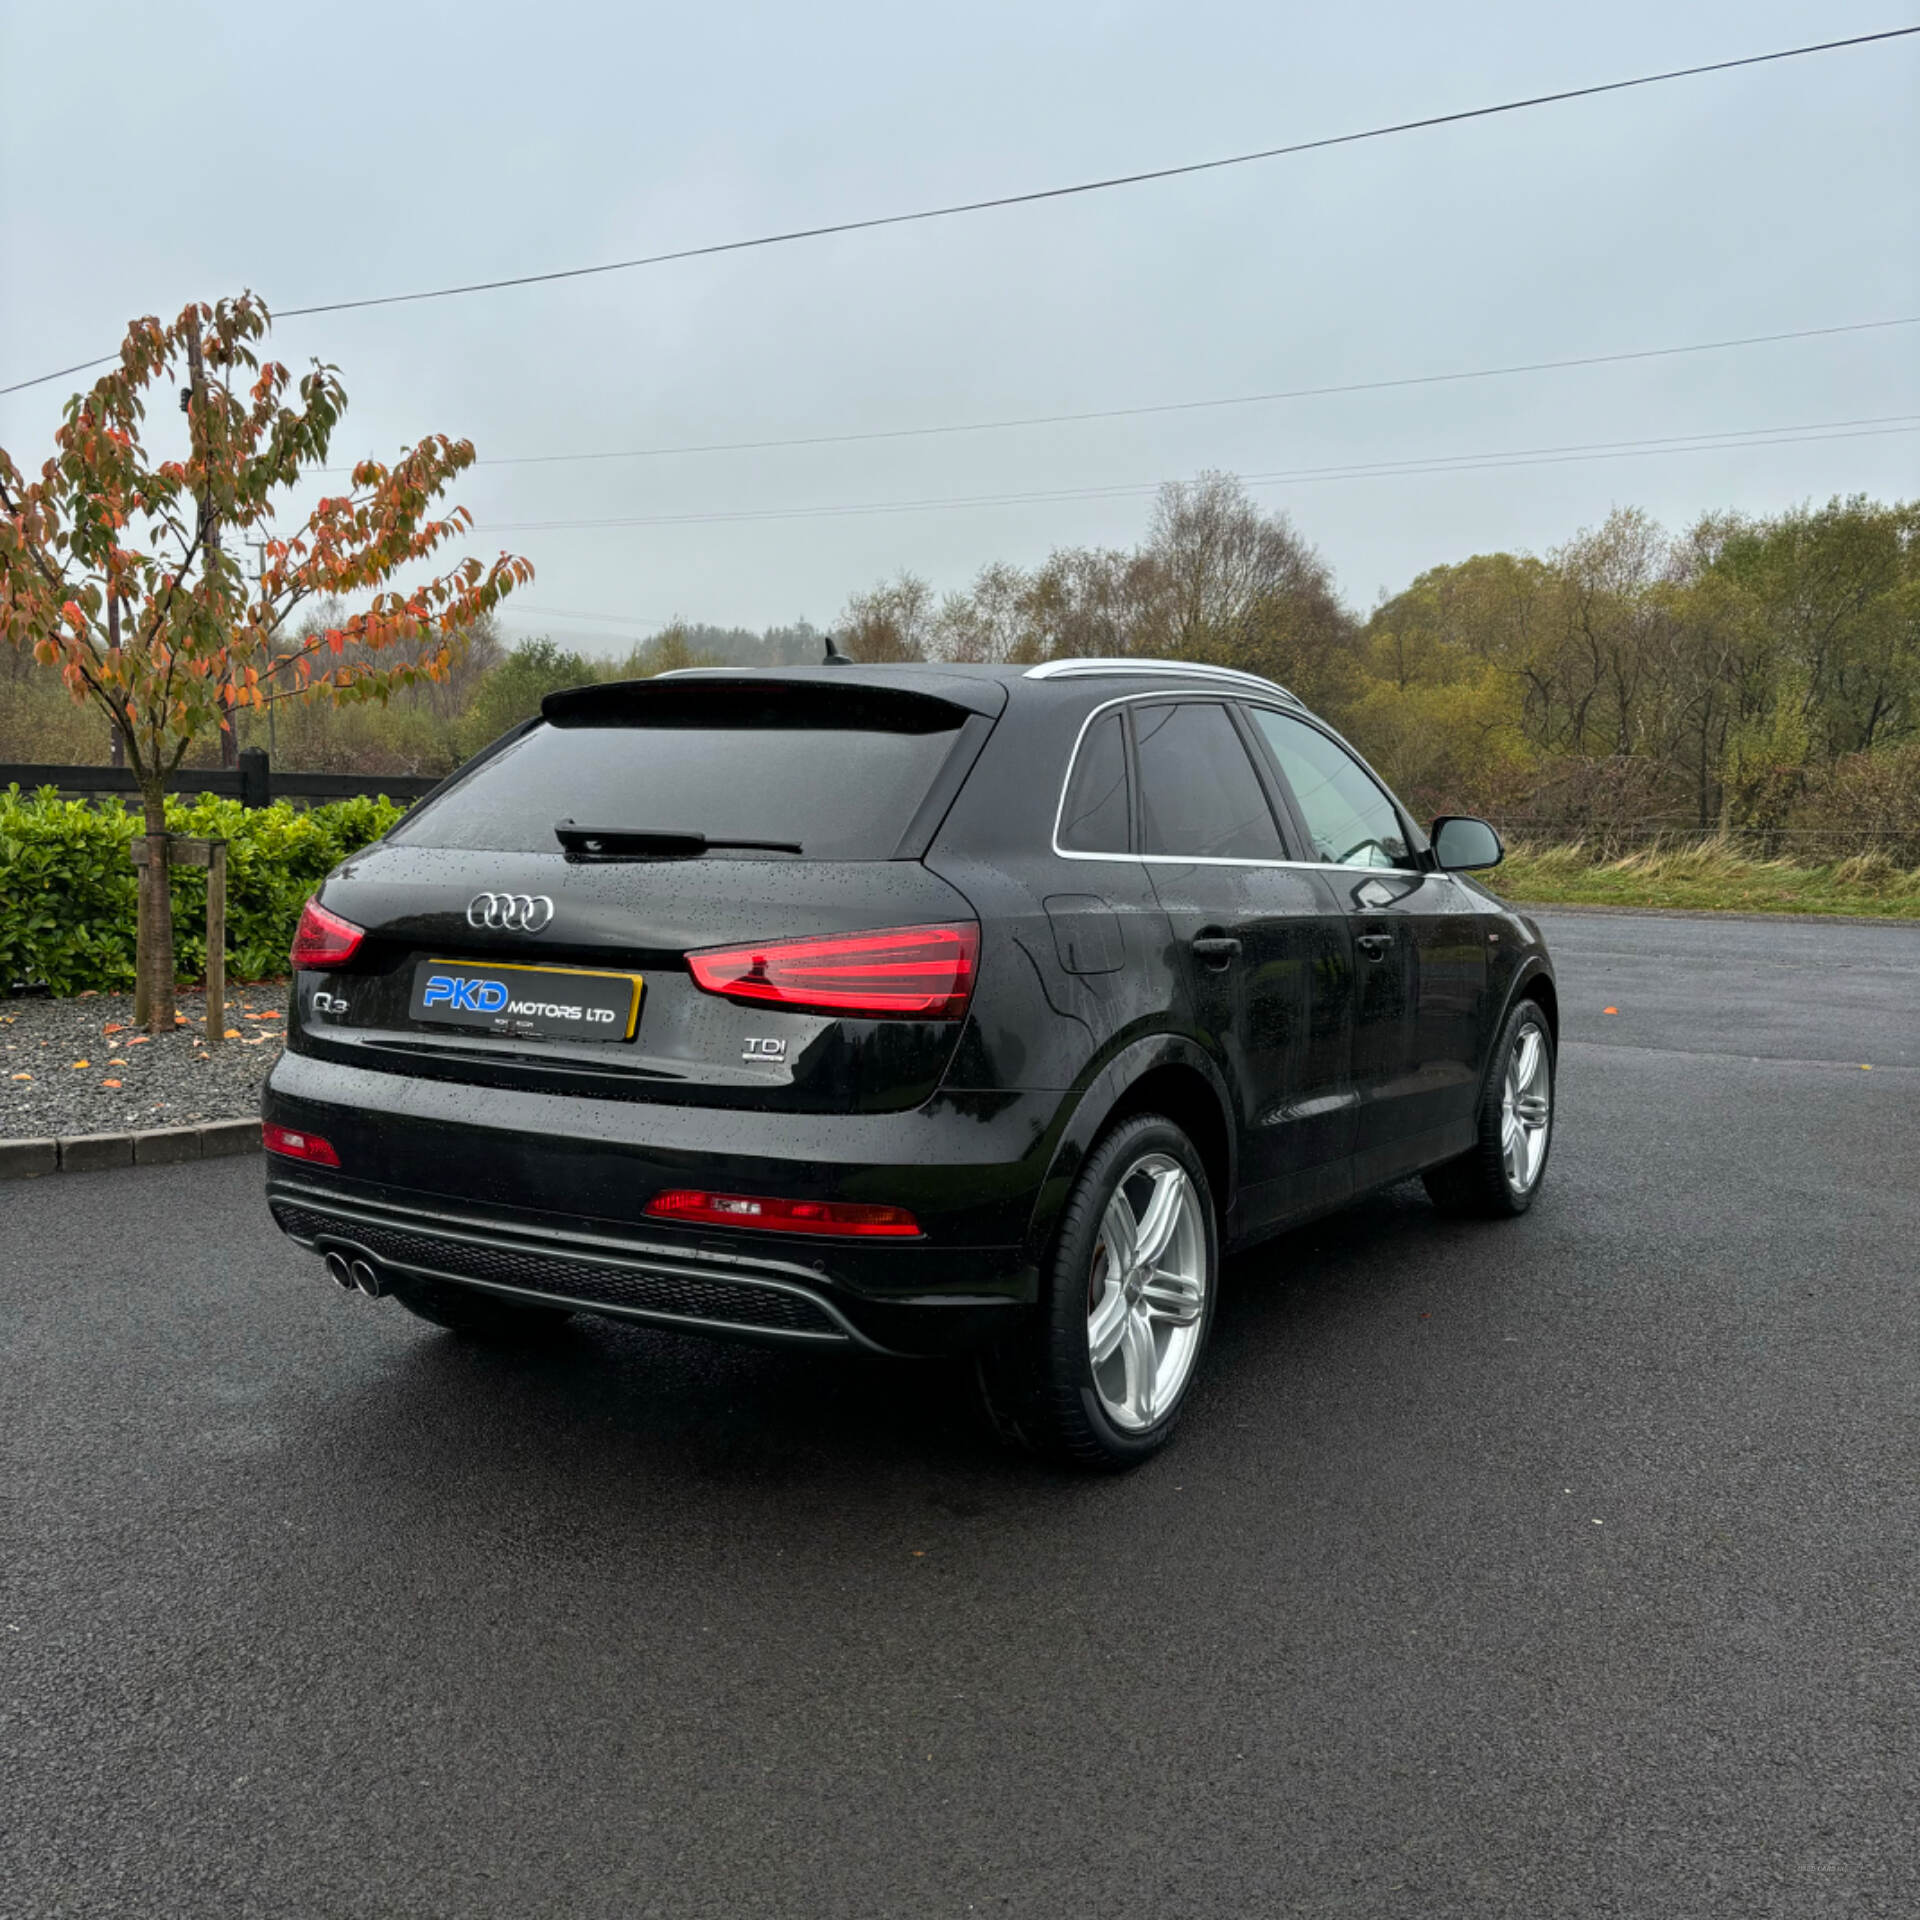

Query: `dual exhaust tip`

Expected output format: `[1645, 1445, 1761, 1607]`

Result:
[322, 1249, 386, 1298]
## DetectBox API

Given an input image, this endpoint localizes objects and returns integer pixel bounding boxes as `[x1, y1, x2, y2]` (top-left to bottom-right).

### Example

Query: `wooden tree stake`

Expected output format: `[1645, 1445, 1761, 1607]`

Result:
[204, 840, 227, 1046]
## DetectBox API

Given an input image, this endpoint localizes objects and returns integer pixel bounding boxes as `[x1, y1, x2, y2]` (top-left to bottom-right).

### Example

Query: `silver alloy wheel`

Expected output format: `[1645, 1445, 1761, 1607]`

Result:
[1085, 1152, 1208, 1433]
[1501, 1024, 1553, 1194]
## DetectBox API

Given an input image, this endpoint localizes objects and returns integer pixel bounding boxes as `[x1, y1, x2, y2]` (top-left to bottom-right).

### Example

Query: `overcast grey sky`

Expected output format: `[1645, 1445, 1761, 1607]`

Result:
[3, 1, 1916, 653]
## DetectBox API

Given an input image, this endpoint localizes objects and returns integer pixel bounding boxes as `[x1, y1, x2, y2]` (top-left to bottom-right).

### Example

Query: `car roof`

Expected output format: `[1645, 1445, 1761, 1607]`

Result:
[649, 656, 1306, 714]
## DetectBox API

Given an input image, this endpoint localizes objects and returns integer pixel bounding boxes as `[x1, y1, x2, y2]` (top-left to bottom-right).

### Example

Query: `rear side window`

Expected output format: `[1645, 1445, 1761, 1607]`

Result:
[394, 693, 965, 859]
[1248, 708, 1412, 869]
[1057, 711, 1132, 853]
[1133, 702, 1284, 860]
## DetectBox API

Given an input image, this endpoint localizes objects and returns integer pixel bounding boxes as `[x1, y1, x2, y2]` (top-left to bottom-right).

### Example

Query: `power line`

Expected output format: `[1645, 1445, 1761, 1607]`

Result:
[266, 30, 1920, 319]
[4, 25, 1914, 400]
[511, 604, 678, 627]
[1, 351, 121, 399]
[429, 316, 1914, 471]
[469, 414, 1920, 532]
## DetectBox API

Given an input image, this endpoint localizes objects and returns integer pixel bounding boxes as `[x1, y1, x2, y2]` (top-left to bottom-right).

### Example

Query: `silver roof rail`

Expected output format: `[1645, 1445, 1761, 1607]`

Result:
[1023, 657, 1300, 703]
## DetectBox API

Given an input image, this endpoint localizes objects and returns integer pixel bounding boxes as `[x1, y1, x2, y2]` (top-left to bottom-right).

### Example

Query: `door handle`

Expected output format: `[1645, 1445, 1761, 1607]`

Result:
[1191, 935, 1242, 968]
[1355, 931, 1393, 959]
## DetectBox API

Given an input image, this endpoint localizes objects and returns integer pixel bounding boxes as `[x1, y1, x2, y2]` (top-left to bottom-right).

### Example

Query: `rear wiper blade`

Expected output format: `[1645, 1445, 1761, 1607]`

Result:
[554, 821, 803, 860]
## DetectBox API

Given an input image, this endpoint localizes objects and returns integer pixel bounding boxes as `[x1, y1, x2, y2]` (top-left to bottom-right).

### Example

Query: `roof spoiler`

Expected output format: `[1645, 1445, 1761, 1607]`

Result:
[539, 673, 998, 730]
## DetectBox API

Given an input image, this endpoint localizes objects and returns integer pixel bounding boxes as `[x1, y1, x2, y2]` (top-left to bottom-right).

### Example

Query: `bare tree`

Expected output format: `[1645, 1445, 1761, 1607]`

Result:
[931, 562, 1040, 663]
[1545, 508, 1682, 758]
[1138, 472, 1330, 656]
[1023, 545, 1162, 658]
[837, 573, 934, 661]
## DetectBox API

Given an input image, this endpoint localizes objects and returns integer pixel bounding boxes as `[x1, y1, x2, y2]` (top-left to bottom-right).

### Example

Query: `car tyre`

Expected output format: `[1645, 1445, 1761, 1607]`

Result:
[978, 1112, 1218, 1471]
[1423, 995, 1555, 1219]
[386, 1274, 574, 1341]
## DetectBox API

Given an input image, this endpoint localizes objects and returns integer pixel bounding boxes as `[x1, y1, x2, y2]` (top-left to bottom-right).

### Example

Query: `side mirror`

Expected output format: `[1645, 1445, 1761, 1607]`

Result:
[1431, 815, 1503, 872]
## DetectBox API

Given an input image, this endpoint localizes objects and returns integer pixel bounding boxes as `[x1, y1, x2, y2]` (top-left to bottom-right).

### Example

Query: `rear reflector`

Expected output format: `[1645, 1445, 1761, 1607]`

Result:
[262, 1122, 341, 1167]
[644, 1189, 921, 1238]
[291, 899, 365, 970]
[686, 922, 978, 1019]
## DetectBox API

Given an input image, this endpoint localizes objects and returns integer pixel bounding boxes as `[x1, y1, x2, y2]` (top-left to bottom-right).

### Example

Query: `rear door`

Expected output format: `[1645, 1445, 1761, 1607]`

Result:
[297, 676, 997, 1115]
[1242, 705, 1489, 1185]
[1128, 698, 1357, 1234]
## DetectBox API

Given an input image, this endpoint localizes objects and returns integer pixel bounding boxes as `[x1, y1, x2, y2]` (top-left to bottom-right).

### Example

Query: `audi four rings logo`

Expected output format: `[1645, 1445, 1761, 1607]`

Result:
[466, 892, 555, 932]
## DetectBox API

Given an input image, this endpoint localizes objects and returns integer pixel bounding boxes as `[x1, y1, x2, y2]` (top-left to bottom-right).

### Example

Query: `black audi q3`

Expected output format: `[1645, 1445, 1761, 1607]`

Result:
[264, 655, 1557, 1468]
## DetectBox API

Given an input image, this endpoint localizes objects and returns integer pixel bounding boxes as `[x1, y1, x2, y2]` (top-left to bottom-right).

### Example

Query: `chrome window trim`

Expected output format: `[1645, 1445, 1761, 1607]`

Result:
[1050, 692, 1446, 877]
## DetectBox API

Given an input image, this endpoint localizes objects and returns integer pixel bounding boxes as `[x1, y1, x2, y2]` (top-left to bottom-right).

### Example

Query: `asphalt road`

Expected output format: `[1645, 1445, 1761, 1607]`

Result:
[5, 909, 1916, 1918]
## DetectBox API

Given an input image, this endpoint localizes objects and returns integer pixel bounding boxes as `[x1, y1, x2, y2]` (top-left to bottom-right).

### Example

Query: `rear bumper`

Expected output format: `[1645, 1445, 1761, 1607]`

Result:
[262, 1049, 1058, 1356]
[267, 1173, 1029, 1354]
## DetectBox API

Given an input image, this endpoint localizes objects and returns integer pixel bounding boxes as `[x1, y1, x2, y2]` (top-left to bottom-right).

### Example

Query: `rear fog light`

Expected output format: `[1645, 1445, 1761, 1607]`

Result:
[263, 1122, 341, 1167]
[644, 1189, 921, 1237]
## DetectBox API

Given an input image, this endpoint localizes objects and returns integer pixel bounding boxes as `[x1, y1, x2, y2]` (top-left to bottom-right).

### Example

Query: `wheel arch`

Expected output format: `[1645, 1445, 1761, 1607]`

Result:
[1509, 958, 1559, 1045]
[1022, 1034, 1237, 1264]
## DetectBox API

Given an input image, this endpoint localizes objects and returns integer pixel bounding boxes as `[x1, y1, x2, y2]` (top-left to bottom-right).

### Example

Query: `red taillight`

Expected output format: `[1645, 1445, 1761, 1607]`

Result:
[290, 899, 364, 970]
[262, 1121, 340, 1167]
[686, 922, 978, 1019]
[644, 1189, 921, 1238]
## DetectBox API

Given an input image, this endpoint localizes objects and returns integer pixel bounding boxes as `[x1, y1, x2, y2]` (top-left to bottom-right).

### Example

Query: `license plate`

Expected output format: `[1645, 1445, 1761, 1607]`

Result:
[409, 960, 643, 1043]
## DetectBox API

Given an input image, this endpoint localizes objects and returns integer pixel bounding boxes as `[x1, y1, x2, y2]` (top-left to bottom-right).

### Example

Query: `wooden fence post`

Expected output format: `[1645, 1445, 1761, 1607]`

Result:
[132, 849, 153, 1030]
[237, 747, 271, 809]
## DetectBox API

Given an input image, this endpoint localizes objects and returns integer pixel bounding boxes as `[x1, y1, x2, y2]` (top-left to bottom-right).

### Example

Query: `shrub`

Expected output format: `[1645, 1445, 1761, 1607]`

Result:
[0, 670, 113, 762]
[1502, 754, 1697, 846]
[251, 696, 465, 778]
[0, 788, 403, 995]
[1798, 745, 1920, 866]
[453, 640, 601, 761]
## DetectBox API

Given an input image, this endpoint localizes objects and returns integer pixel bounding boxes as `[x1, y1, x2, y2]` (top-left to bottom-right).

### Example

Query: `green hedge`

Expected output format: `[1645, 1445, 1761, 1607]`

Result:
[0, 787, 404, 995]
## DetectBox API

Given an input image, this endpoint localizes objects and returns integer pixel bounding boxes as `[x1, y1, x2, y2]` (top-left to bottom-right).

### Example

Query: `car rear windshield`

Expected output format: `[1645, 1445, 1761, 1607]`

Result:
[387, 679, 967, 852]
[392, 684, 968, 859]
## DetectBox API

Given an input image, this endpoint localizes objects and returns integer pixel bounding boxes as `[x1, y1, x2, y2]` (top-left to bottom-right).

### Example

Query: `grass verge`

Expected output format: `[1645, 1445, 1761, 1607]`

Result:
[1495, 840, 1920, 919]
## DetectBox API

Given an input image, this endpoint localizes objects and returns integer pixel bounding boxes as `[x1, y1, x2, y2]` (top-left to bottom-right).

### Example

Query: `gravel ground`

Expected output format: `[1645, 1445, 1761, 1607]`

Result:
[0, 982, 287, 1138]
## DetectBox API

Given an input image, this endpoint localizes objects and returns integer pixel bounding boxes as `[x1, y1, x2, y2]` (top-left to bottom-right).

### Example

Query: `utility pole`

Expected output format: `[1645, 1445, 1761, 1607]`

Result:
[106, 587, 124, 767]
[184, 327, 237, 769]
[247, 535, 275, 763]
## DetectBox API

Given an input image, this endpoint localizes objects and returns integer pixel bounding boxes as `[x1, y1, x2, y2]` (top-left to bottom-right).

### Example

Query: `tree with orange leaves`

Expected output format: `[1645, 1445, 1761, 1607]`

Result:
[0, 293, 533, 1030]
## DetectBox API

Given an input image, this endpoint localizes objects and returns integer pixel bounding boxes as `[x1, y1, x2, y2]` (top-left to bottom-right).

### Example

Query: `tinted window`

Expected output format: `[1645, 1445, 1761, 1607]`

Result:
[393, 714, 961, 859]
[1248, 709, 1411, 868]
[1058, 712, 1131, 852]
[1133, 702, 1284, 860]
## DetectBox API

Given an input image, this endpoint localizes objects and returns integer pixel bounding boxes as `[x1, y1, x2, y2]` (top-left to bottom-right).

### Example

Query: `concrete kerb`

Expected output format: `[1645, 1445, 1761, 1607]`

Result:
[0, 1120, 262, 1179]
[0, 1136, 59, 1179]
